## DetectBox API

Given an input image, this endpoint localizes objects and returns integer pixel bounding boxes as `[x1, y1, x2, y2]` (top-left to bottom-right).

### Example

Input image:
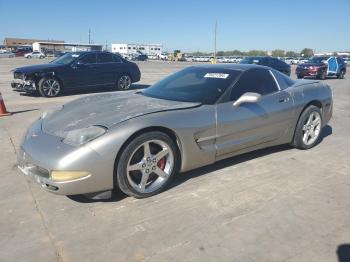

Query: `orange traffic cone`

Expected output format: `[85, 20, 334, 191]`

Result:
[0, 92, 11, 116]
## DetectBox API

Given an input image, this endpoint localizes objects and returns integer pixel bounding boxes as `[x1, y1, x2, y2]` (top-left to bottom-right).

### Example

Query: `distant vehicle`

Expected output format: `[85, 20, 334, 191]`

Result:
[147, 54, 158, 60]
[44, 50, 63, 57]
[343, 57, 350, 66]
[18, 64, 333, 198]
[15, 47, 33, 57]
[296, 56, 347, 79]
[283, 57, 294, 64]
[11, 51, 141, 97]
[184, 55, 195, 62]
[131, 53, 148, 61]
[159, 52, 168, 60]
[24, 51, 46, 59]
[0, 51, 15, 58]
[240, 56, 291, 76]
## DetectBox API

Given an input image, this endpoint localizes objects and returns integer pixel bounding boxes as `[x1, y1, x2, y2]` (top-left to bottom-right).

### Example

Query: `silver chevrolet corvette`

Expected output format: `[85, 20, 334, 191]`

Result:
[18, 64, 333, 199]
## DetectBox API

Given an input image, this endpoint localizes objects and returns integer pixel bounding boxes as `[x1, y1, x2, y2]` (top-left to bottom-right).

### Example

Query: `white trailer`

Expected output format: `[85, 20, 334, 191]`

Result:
[111, 43, 162, 56]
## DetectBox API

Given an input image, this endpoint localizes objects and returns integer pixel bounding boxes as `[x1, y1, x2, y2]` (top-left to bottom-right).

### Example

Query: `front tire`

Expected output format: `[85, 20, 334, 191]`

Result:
[338, 70, 345, 79]
[116, 74, 132, 90]
[38, 77, 62, 97]
[115, 131, 179, 198]
[292, 105, 323, 150]
[319, 70, 327, 80]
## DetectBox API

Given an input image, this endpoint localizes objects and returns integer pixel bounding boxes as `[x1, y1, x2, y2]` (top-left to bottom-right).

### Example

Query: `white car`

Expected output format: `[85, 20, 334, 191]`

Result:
[159, 53, 168, 61]
[24, 51, 46, 59]
[283, 57, 294, 64]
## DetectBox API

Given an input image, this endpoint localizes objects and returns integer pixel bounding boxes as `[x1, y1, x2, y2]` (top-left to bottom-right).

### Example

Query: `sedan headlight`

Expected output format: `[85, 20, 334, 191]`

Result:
[62, 126, 107, 146]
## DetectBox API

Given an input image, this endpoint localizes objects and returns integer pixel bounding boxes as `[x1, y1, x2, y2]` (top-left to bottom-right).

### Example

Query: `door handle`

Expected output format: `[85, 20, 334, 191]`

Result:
[279, 97, 290, 103]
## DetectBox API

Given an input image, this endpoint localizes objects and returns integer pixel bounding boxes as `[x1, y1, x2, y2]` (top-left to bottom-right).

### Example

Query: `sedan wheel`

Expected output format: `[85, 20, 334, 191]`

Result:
[38, 77, 61, 97]
[117, 75, 131, 90]
[116, 131, 179, 198]
[292, 105, 323, 149]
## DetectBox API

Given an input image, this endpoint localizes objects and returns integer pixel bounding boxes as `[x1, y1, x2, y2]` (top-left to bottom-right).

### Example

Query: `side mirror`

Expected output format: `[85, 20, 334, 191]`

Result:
[74, 61, 85, 68]
[233, 92, 262, 107]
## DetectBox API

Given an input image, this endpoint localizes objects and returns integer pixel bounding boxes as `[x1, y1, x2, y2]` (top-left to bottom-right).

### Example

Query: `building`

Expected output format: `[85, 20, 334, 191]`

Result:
[33, 42, 103, 52]
[3, 37, 64, 50]
[111, 43, 163, 56]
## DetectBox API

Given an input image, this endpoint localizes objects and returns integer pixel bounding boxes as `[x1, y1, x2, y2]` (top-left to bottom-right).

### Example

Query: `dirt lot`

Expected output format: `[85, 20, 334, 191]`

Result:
[1, 58, 350, 262]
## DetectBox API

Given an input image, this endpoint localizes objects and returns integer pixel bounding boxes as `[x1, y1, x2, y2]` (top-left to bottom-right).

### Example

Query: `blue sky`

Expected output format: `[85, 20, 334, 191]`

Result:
[0, 0, 349, 52]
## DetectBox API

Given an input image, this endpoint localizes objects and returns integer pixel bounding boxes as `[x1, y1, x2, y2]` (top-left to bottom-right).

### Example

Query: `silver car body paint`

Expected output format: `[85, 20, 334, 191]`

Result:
[18, 66, 333, 196]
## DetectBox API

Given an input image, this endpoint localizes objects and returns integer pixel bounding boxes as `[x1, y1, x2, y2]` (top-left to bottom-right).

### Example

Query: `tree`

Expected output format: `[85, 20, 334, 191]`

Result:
[285, 51, 299, 58]
[271, 49, 285, 57]
[246, 50, 268, 56]
[217, 51, 224, 56]
[300, 48, 314, 58]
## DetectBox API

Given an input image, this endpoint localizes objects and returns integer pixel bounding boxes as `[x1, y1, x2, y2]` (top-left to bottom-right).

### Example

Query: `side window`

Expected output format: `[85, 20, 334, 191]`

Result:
[271, 69, 294, 90]
[97, 53, 113, 63]
[230, 69, 279, 101]
[113, 54, 122, 63]
[78, 53, 96, 64]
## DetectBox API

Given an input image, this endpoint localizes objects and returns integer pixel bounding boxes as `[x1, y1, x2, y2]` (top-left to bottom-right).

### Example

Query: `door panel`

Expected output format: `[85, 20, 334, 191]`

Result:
[215, 90, 293, 157]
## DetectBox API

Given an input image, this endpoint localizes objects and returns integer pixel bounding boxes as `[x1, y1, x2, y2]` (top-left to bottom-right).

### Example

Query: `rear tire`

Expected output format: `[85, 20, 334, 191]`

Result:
[115, 131, 180, 198]
[297, 75, 303, 79]
[292, 105, 323, 150]
[116, 74, 132, 90]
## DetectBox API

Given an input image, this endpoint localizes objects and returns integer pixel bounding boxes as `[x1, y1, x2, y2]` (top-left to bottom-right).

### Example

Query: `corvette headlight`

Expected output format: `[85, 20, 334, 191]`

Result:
[63, 126, 107, 146]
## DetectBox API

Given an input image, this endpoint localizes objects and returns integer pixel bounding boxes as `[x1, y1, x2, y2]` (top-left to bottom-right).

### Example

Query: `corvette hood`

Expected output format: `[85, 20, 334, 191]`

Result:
[42, 91, 200, 137]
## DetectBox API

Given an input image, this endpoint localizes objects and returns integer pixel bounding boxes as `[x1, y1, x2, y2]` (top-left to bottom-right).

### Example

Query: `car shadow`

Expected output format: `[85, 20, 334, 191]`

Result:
[68, 124, 332, 203]
[337, 244, 350, 262]
[19, 84, 150, 98]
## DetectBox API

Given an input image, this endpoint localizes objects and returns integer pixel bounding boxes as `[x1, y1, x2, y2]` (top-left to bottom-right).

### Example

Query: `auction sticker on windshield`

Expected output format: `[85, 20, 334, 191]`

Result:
[204, 73, 229, 79]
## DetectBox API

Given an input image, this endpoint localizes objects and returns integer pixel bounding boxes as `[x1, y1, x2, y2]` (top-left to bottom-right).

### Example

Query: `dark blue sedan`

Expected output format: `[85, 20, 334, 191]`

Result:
[11, 51, 141, 97]
[240, 56, 291, 76]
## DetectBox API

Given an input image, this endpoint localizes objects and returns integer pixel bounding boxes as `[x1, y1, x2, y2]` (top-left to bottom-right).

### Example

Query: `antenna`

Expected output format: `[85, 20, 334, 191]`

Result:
[88, 29, 91, 44]
[214, 20, 217, 60]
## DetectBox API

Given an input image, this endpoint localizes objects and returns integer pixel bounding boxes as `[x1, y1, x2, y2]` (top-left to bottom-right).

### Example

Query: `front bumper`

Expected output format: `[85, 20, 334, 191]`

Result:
[11, 78, 36, 92]
[296, 68, 324, 78]
[17, 119, 114, 195]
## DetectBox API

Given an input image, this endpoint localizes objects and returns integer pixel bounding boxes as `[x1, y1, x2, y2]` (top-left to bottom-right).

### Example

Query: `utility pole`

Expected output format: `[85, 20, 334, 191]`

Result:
[214, 20, 217, 60]
[88, 29, 91, 44]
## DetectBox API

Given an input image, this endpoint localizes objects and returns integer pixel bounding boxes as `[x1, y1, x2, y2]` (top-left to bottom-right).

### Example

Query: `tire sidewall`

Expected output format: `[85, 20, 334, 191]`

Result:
[116, 131, 180, 198]
[292, 105, 323, 149]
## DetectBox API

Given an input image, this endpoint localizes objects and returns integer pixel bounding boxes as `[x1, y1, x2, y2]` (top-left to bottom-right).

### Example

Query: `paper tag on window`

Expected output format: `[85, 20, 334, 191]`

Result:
[204, 73, 229, 79]
[72, 54, 80, 58]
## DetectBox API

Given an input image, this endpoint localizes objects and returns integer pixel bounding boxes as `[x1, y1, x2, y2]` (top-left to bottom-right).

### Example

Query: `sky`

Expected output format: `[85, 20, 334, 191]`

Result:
[0, 0, 349, 53]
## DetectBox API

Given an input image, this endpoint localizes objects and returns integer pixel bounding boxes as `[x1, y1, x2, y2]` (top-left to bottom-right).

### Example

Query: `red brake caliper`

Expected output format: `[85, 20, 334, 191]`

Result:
[157, 157, 166, 170]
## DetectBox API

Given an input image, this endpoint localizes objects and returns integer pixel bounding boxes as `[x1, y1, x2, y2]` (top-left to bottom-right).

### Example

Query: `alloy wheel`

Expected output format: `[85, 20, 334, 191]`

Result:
[126, 139, 174, 194]
[302, 111, 321, 145]
[42, 79, 60, 97]
[118, 75, 131, 90]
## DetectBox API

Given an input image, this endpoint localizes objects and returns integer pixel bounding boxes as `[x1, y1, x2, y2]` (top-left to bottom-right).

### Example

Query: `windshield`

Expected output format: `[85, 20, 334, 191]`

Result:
[308, 56, 329, 63]
[142, 67, 241, 104]
[51, 52, 80, 65]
